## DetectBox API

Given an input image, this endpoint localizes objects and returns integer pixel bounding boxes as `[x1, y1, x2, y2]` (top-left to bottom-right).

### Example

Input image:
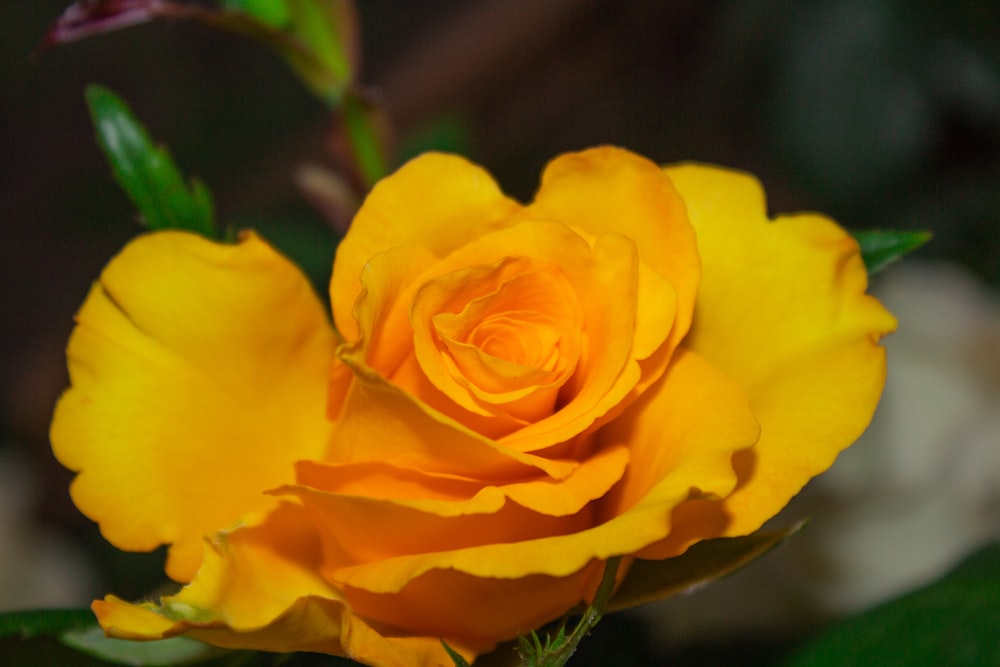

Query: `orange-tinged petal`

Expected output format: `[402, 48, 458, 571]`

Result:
[500, 231, 646, 451]
[663, 163, 897, 544]
[326, 349, 757, 594]
[329, 353, 579, 480]
[401, 218, 649, 446]
[497, 443, 629, 516]
[348, 243, 438, 381]
[337, 564, 605, 647]
[279, 446, 628, 569]
[331, 153, 521, 341]
[94, 504, 478, 666]
[411, 256, 583, 422]
[295, 443, 627, 517]
[526, 146, 699, 354]
[285, 485, 592, 568]
[50, 231, 336, 581]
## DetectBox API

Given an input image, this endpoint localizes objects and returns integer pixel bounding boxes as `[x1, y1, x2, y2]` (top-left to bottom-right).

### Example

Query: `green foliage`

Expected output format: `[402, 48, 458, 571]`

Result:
[0, 609, 238, 666]
[785, 543, 1000, 667]
[61, 625, 229, 666]
[853, 229, 931, 275]
[609, 523, 804, 611]
[85, 84, 216, 238]
[0, 608, 94, 639]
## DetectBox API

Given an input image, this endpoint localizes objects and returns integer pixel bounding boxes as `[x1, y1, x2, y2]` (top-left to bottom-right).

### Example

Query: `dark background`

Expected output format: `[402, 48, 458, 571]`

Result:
[2, 1, 999, 664]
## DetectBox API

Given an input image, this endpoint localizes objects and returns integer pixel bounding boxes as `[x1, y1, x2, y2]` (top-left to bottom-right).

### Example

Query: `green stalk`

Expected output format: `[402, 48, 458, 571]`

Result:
[519, 557, 624, 667]
[339, 91, 387, 189]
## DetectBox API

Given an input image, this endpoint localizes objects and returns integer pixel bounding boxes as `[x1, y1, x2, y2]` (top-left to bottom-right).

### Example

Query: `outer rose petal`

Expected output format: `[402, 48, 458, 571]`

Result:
[50, 231, 336, 581]
[93, 504, 475, 666]
[331, 153, 521, 341]
[648, 164, 897, 554]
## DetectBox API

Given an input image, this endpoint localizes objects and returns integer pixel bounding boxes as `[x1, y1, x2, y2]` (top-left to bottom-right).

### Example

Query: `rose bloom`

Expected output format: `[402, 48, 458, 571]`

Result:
[51, 147, 895, 666]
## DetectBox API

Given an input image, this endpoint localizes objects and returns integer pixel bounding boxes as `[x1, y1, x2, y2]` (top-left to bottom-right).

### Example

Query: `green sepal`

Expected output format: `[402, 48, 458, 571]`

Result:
[0, 608, 94, 639]
[59, 625, 230, 666]
[85, 84, 216, 238]
[852, 229, 931, 275]
[441, 640, 473, 667]
[609, 523, 804, 611]
[784, 543, 1000, 667]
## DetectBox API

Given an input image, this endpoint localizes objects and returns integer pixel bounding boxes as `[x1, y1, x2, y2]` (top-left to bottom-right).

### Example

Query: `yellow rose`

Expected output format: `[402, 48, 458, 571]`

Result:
[51, 147, 895, 666]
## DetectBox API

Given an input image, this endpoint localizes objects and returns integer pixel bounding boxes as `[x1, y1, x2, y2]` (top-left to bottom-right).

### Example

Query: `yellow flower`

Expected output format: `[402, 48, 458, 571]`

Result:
[51, 147, 895, 666]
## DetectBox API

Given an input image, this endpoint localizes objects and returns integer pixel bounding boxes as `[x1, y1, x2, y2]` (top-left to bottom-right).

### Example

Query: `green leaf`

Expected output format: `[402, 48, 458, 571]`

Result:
[85, 84, 216, 238]
[609, 523, 804, 611]
[784, 543, 1000, 667]
[60, 625, 229, 666]
[852, 229, 931, 275]
[0, 608, 94, 639]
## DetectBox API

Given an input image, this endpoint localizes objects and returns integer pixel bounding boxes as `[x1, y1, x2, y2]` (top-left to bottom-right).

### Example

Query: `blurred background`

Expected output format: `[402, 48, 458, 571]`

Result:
[2, 1, 999, 665]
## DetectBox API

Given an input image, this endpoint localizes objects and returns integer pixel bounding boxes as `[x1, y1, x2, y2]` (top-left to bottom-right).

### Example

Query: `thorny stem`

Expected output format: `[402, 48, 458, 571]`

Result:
[519, 557, 623, 667]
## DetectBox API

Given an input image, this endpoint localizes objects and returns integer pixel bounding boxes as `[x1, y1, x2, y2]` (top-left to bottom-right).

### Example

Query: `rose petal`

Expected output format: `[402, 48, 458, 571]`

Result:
[50, 231, 335, 581]
[294, 443, 627, 517]
[498, 231, 650, 451]
[344, 218, 662, 451]
[325, 348, 757, 593]
[93, 504, 477, 665]
[411, 255, 583, 422]
[282, 486, 590, 567]
[655, 164, 897, 550]
[526, 146, 699, 356]
[329, 351, 581, 480]
[347, 243, 437, 380]
[331, 153, 521, 341]
[277, 444, 628, 569]
[336, 564, 604, 647]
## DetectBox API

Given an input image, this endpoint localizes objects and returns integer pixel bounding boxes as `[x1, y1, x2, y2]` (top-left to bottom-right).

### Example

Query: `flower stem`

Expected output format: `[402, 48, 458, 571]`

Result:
[518, 557, 623, 667]
[339, 90, 387, 189]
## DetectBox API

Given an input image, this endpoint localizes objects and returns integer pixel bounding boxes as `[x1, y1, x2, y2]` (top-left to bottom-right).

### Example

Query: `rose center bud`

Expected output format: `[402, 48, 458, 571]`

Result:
[412, 257, 584, 423]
